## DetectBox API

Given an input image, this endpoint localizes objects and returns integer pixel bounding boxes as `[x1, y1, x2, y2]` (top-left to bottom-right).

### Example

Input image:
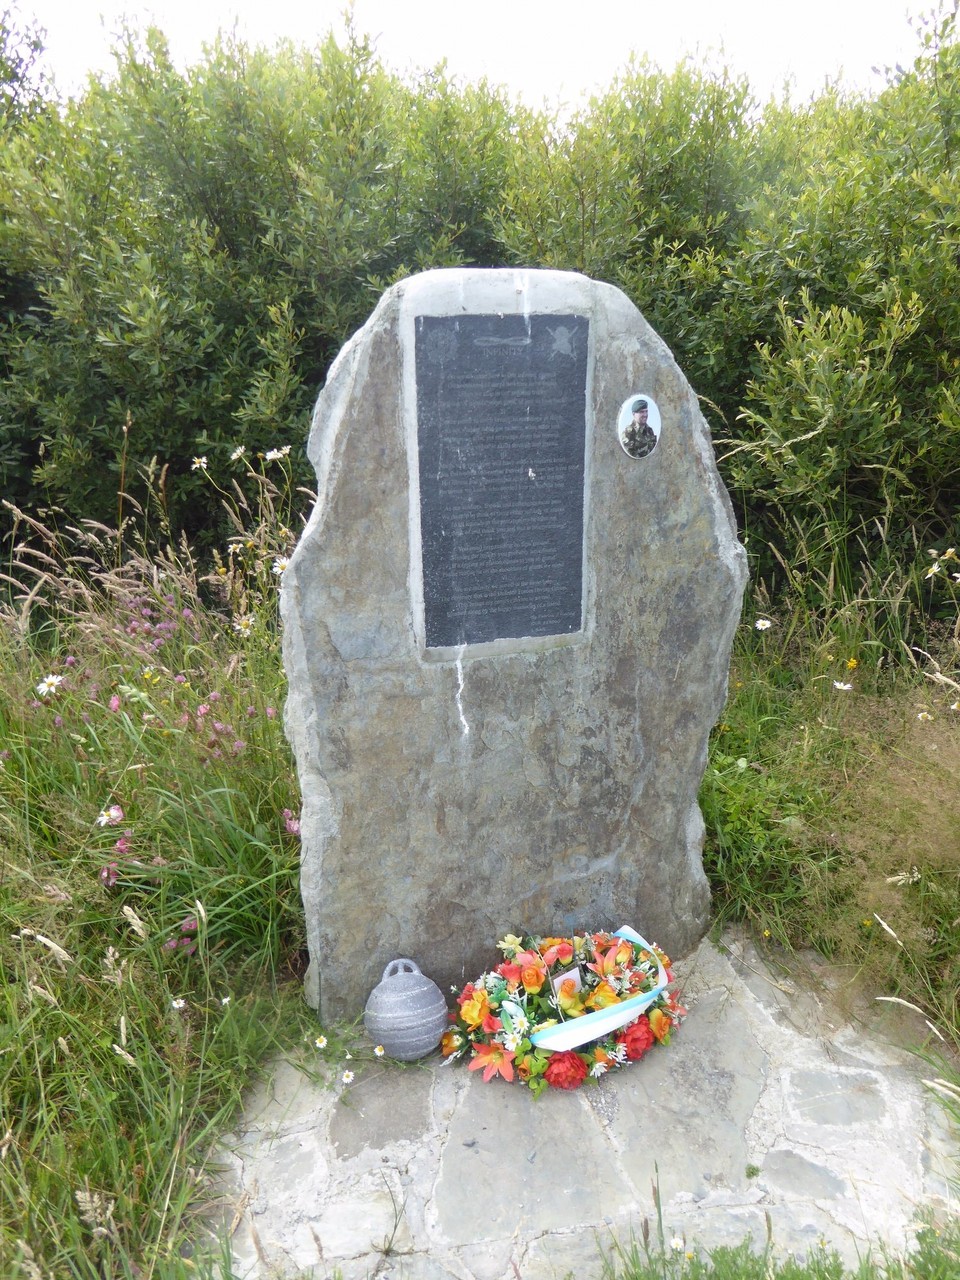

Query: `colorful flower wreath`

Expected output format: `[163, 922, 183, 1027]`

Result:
[443, 928, 685, 1096]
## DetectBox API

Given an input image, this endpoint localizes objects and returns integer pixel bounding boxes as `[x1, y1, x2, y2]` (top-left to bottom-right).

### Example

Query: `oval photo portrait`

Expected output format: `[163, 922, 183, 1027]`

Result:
[618, 394, 661, 459]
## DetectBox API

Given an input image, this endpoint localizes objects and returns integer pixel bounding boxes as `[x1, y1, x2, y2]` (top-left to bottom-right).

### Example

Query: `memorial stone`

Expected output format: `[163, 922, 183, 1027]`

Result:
[281, 269, 747, 1018]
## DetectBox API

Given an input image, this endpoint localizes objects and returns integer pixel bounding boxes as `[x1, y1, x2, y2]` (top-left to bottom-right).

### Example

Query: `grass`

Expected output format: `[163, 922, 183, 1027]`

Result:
[701, 550, 960, 1030]
[0, 462, 339, 1278]
[602, 1219, 960, 1280]
[0, 466, 957, 1278]
[598, 1153, 960, 1280]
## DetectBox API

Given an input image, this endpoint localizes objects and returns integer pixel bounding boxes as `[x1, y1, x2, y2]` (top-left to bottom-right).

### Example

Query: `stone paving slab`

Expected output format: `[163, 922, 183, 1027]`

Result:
[211, 931, 957, 1279]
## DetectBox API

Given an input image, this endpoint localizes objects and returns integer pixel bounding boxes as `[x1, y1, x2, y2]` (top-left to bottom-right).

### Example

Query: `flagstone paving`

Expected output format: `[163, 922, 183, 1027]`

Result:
[212, 930, 956, 1279]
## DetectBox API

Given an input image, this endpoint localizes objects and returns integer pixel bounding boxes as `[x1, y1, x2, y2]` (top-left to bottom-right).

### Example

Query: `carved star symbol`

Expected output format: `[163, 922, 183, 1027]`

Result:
[548, 325, 576, 358]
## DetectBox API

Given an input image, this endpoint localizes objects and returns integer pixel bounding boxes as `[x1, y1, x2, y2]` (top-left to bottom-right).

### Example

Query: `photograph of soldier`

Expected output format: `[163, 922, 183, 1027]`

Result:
[618, 395, 660, 458]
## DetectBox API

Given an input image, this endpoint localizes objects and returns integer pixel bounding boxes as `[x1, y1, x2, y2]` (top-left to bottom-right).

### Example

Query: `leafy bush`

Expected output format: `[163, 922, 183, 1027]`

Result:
[3, 8, 960, 622]
[0, 25, 520, 545]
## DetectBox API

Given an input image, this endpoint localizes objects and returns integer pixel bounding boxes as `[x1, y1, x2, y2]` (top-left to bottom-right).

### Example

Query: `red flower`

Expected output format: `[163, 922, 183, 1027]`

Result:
[617, 1015, 655, 1061]
[544, 1050, 589, 1090]
[496, 961, 522, 989]
[541, 940, 575, 966]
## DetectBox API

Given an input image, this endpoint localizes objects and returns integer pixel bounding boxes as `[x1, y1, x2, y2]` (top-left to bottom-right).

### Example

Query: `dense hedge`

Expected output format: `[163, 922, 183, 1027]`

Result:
[2, 7, 959, 595]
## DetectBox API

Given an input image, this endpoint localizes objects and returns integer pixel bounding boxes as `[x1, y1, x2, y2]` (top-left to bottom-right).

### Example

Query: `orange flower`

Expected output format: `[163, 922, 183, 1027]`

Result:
[521, 964, 546, 994]
[459, 986, 491, 1031]
[587, 940, 632, 982]
[468, 1041, 516, 1082]
[556, 976, 585, 1016]
[648, 1007, 672, 1044]
[440, 1029, 464, 1057]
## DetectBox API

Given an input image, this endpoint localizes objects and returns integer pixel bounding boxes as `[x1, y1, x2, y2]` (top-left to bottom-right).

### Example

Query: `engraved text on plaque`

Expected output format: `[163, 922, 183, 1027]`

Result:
[415, 313, 589, 649]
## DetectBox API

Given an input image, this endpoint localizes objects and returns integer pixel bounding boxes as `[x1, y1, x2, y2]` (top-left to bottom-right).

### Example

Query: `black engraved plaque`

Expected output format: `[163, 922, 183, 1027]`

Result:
[415, 313, 589, 649]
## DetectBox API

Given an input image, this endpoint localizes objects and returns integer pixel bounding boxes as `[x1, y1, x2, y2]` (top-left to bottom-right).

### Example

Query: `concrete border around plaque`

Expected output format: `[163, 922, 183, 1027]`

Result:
[618, 392, 661, 459]
[400, 272, 597, 664]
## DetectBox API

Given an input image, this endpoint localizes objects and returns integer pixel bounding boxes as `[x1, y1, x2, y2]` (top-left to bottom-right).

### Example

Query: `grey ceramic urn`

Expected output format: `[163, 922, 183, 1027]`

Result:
[363, 959, 448, 1060]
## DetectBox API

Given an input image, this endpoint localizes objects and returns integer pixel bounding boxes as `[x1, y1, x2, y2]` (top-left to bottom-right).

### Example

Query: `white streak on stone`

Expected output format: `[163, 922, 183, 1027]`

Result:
[455, 656, 469, 738]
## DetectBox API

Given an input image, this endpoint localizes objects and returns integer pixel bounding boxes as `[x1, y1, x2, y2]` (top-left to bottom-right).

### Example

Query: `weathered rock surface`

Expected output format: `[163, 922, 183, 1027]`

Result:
[281, 268, 747, 1017]
[214, 931, 958, 1278]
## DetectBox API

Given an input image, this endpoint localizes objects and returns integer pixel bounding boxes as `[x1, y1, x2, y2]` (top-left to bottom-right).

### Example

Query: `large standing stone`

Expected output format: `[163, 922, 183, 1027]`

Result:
[281, 269, 746, 1018]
